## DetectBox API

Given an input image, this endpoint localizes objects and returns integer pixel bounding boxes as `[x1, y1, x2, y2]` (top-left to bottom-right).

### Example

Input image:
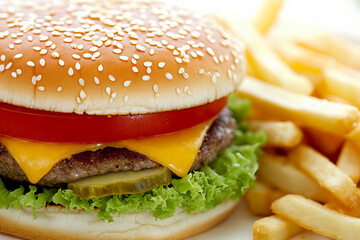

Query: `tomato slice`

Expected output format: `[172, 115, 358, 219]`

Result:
[0, 97, 227, 143]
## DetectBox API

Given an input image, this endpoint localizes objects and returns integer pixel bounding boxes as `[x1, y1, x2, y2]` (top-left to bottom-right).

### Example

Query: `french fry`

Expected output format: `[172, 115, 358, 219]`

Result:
[252, 0, 284, 34]
[257, 153, 331, 202]
[236, 77, 360, 136]
[302, 127, 344, 158]
[289, 145, 360, 209]
[253, 215, 303, 240]
[272, 195, 360, 240]
[245, 180, 284, 216]
[272, 40, 336, 74]
[249, 120, 302, 148]
[337, 140, 360, 184]
[297, 34, 360, 70]
[322, 66, 360, 108]
[234, 24, 313, 95]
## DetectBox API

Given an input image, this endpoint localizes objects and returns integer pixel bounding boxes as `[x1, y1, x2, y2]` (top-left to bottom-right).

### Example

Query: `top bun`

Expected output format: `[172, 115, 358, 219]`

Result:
[0, 0, 245, 115]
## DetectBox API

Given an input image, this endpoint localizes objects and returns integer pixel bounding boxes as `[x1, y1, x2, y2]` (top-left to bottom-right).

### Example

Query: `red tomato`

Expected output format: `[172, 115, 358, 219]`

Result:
[0, 97, 227, 143]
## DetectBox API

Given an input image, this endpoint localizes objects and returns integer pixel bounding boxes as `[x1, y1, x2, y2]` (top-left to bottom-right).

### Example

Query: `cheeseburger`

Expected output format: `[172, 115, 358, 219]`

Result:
[0, 0, 265, 239]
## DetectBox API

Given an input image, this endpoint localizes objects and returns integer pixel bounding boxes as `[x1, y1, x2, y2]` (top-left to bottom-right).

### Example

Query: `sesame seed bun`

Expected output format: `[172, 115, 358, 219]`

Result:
[0, 0, 245, 115]
[0, 199, 239, 240]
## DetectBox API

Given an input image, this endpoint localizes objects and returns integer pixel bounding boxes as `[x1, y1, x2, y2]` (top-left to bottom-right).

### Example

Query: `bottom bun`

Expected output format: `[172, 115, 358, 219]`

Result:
[0, 199, 239, 240]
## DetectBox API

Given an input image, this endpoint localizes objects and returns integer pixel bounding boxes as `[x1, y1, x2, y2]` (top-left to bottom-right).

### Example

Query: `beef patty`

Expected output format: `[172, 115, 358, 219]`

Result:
[0, 108, 235, 187]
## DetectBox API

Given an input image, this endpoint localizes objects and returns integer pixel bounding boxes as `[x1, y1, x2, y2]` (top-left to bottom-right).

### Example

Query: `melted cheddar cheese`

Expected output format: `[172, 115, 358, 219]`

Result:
[0, 120, 212, 184]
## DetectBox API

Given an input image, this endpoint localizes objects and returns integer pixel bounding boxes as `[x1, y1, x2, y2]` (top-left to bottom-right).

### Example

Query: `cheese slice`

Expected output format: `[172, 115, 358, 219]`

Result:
[0, 120, 212, 184]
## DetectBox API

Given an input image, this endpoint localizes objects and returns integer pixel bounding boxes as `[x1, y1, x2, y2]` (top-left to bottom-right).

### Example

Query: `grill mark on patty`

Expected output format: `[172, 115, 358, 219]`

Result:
[0, 108, 235, 187]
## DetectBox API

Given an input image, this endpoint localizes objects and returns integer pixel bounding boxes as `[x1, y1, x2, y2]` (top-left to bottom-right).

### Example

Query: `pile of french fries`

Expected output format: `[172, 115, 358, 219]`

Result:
[220, 0, 360, 239]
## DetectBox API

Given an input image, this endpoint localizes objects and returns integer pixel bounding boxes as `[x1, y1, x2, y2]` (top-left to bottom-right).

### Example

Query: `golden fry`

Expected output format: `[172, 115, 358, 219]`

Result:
[253, 215, 303, 240]
[253, 0, 284, 34]
[246, 180, 284, 216]
[257, 153, 331, 202]
[297, 34, 360, 70]
[236, 77, 359, 135]
[337, 141, 360, 184]
[289, 145, 360, 209]
[272, 195, 360, 240]
[322, 66, 360, 108]
[234, 25, 313, 95]
[249, 120, 302, 148]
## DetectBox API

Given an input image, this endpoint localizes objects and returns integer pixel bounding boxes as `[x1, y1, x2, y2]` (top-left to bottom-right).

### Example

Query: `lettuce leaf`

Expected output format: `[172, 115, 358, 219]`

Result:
[0, 96, 266, 222]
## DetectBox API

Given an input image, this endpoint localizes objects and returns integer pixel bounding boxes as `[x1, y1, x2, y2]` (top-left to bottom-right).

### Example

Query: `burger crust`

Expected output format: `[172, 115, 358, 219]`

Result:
[0, 199, 239, 240]
[0, 0, 245, 115]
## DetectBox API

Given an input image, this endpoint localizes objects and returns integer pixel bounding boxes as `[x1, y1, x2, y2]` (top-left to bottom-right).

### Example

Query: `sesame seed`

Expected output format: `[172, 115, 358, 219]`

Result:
[59, 60, 65, 66]
[57, 87, 62, 92]
[9, 44, 15, 50]
[80, 90, 86, 99]
[0, 55, 5, 61]
[147, 67, 151, 74]
[36, 75, 42, 81]
[123, 80, 131, 87]
[5, 62, 12, 70]
[16, 69, 22, 75]
[124, 95, 129, 103]
[76, 97, 81, 104]
[89, 47, 98, 52]
[94, 77, 100, 85]
[40, 49, 47, 55]
[175, 57, 182, 63]
[83, 53, 92, 59]
[51, 52, 60, 58]
[38, 86, 45, 91]
[183, 73, 189, 79]
[31, 76, 36, 85]
[119, 56, 129, 61]
[40, 58, 45, 67]
[165, 73, 173, 80]
[33, 46, 41, 51]
[153, 84, 158, 93]
[199, 68, 205, 74]
[142, 75, 150, 81]
[68, 67, 74, 76]
[149, 49, 155, 55]
[176, 88, 181, 95]
[93, 52, 101, 58]
[206, 47, 215, 56]
[131, 58, 137, 64]
[14, 40, 22, 44]
[77, 45, 84, 50]
[14, 54, 23, 59]
[113, 49, 122, 54]
[197, 51, 204, 57]
[11, 72, 17, 78]
[0, 65, 4, 72]
[132, 66, 139, 73]
[79, 78, 85, 86]
[27, 36, 33, 42]
[98, 64, 103, 72]
[75, 62, 81, 70]
[64, 38, 72, 43]
[106, 87, 111, 95]
[108, 75, 115, 81]
[158, 62, 165, 68]
[212, 75, 217, 83]
[133, 54, 140, 60]
[72, 54, 80, 60]
[144, 61, 152, 67]
[178, 68, 185, 74]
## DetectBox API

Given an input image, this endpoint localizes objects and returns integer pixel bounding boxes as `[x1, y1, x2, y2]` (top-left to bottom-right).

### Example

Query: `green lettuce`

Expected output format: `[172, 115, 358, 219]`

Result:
[0, 96, 266, 222]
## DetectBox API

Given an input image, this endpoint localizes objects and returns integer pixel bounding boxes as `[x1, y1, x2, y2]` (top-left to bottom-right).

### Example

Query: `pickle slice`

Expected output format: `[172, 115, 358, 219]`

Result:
[68, 167, 172, 199]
